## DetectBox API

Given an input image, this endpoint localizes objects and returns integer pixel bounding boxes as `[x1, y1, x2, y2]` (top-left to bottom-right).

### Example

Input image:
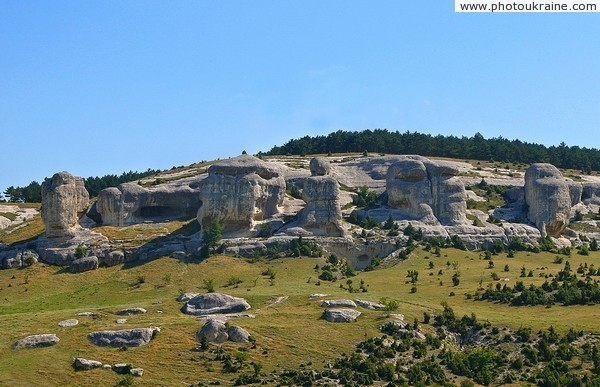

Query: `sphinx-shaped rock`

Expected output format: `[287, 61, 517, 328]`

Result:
[41, 172, 89, 239]
[386, 157, 467, 225]
[95, 181, 201, 226]
[197, 155, 285, 236]
[289, 158, 344, 236]
[524, 163, 572, 237]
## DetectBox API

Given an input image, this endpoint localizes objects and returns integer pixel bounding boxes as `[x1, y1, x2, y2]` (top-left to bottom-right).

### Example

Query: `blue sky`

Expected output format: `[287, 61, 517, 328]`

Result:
[1, 1, 599, 194]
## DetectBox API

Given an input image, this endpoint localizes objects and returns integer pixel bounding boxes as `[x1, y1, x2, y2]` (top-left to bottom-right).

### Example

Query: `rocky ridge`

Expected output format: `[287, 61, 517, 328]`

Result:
[2, 154, 600, 270]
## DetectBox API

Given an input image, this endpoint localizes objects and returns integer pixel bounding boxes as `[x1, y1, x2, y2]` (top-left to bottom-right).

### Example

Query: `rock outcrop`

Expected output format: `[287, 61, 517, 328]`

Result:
[41, 172, 89, 239]
[0, 248, 38, 269]
[58, 319, 79, 327]
[94, 181, 201, 226]
[13, 334, 60, 349]
[182, 293, 251, 316]
[70, 256, 99, 273]
[288, 157, 345, 236]
[196, 319, 251, 343]
[197, 155, 285, 236]
[323, 309, 361, 323]
[88, 327, 160, 347]
[524, 164, 572, 237]
[386, 157, 468, 225]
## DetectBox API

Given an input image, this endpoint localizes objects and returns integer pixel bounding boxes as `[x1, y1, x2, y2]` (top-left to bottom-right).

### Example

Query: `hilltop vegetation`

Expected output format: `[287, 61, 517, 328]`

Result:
[265, 129, 600, 173]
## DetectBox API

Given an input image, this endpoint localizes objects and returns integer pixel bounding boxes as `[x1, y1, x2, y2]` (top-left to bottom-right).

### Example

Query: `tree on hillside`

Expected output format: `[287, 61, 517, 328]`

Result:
[202, 219, 223, 255]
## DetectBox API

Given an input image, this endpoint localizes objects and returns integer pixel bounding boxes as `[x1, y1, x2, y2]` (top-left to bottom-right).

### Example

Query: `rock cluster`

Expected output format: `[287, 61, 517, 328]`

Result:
[41, 172, 89, 239]
[196, 319, 251, 343]
[386, 157, 467, 225]
[197, 155, 285, 237]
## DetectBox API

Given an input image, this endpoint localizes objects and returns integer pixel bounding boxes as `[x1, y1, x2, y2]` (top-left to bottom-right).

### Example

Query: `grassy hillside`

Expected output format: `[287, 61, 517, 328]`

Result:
[0, 246, 598, 385]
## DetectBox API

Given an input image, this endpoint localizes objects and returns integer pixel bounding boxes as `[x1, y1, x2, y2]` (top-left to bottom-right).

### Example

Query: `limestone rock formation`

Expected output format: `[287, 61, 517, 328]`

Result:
[73, 357, 103, 371]
[197, 155, 285, 236]
[524, 164, 572, 237]
[294, 158, 345, 236]
[88, 327, 160, 347]
[386, 157, 467, 225]
[41, 172, 89, 239]
[323, 308, 361, 323]
[94, 181, 201, 226]
[70, 256, 99, 273]
[182, 293, 251, 316]
[13, 334, 60, 349]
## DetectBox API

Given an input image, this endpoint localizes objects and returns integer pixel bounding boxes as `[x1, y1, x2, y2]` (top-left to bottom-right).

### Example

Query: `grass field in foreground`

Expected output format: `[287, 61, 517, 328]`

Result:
[0, 248, 598, 386]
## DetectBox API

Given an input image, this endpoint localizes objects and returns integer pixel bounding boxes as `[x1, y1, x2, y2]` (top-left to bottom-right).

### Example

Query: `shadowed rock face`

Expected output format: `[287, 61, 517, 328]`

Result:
[41, 172, 89, 239]
[524, 163, 572, 237]
[197, 155, 285, 236]
[95, 182, 201, 226]
[386, 157, 467, 225]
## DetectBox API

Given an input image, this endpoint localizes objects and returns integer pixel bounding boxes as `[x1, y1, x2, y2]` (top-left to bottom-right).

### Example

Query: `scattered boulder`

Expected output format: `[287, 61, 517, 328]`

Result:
[116, 319, 127, 324]
[13, 334, 60, 349]
[88, 327, 160, 347]
[197, 154, 286, 236]
[197, 319, 229, 343]
[117, 307, 147, 316]
[321, 299, 357, 308]
[70, 256, 99, 273]
[182, 293, 251, 316]
[323, 309, 361, 323]
[227, 325, 251, 343]
[41, 172, 89, 239]
[130, 368, 144, 377]
[524, 163, 572, 237]
[58, 319, 79, 327]
[309, 293, 329, 299]
[355, 299, 385, 310]
[73, 357, 103, 371]
[94, 181, 201, 226]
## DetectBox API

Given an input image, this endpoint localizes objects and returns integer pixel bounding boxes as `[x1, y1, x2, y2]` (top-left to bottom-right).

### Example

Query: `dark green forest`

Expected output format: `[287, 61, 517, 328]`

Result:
[2, 169, 160, 203]
[264, 129, 600, 173]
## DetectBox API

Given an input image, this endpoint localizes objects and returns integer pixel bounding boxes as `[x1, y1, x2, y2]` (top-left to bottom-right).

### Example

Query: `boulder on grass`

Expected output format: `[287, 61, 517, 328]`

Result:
[13, 334, 60, 349]
[88, 327, 160, 347]
[182, 293, 250, 316]
[323, 309, 361, 323]
[73, 357, 103, 371]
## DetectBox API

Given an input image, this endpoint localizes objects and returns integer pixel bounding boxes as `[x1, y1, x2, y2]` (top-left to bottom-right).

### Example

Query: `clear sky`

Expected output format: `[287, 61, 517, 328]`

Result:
[1, 1, 599, 194]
